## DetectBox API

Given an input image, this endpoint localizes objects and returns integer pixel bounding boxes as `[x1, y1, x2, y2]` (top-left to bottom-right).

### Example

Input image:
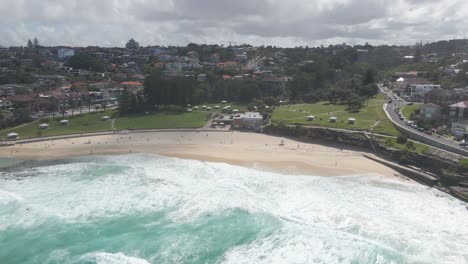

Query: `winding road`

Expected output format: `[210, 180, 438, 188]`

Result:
[379, 85, 468, 157]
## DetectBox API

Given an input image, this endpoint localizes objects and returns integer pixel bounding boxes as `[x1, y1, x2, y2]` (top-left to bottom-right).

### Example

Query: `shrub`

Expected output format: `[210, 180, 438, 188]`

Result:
[396, 135, 408, 144]
[405, 141, 415, 150]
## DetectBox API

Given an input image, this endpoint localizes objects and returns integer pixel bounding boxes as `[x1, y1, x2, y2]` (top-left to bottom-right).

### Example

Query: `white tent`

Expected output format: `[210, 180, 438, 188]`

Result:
[101, 116, 110, 120]
[221, 100, 227, 104]
[187, 109, 193, 112]
[347, 118, 356, 124]
[396, 77, 405, 82]
[206, 107, 212, 111]
[60, 120, 69, 125]
[215, 106, 220, 109]
[233, 109, 239, 113]
[307, 115, 315, 121]
[7, 132, 18, 139]
[39, 123, 49, 129]
[194, 106, 199, 110]
[329, 116, 337, 123]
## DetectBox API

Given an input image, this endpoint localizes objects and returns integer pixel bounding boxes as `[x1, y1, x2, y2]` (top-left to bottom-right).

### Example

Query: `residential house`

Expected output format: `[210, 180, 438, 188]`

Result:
[197, 74, 207, 82]
[425, 88, 468, 107]
[450, 100, 468, 137]
[409, 84, 440, 98]
[57, 48, 75, 60]
[217, 61, 238, 71]
[0, 85, 17, 96]
[120, 81, 143, 94]
[0, 98, 12, 110]
[9, 94, 36, 111]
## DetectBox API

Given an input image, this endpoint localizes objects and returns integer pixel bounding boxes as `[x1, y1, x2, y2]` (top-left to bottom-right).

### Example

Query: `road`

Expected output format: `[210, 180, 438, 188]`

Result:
[379, 85, 468, 157]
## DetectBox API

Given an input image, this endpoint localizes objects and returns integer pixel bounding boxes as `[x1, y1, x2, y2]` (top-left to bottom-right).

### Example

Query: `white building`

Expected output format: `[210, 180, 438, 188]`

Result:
[0, 85, 16, 96]
[410, 84, 440, 97]
[234, 112, 263, 130]
[57, 48, 75, 60]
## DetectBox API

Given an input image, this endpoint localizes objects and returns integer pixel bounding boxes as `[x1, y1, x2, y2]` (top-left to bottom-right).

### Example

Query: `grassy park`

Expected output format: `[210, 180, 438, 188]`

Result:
[0, 109, 210, 140]
[401, 104, 421, 120]
[115, 111, 209, 130]
[271, 94, 400, 136]
[0, 111, 115, 139]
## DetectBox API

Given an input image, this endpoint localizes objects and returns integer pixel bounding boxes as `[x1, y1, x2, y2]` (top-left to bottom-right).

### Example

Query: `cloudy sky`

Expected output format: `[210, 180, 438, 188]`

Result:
[0, 0, 467, 47]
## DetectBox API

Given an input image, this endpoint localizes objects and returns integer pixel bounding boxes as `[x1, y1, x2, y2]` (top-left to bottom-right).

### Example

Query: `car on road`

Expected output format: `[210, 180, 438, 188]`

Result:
[424, 131, 433, 135]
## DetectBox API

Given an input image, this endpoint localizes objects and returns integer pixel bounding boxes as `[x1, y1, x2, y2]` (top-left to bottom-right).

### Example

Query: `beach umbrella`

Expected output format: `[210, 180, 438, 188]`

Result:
[39, 123, 49, 129]
[194, 106, 199, 110]
[329, 116, 337, 123]
[233, 109, 239, 113]
[347, 118, 356, 124]
[187, 109, 193, 112]
[202, 105, 207, 109]
[215, 106, 220, 109]
[221, 100, 227, 104]
[307, 115, 315, 121]
[207, 107, 212, 111]
[60, 120, 69, 125]
[101, 116, 110, 120]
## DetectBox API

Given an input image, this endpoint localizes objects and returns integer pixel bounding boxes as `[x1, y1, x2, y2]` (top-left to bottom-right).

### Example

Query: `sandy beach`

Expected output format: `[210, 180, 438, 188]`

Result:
[0, 131, 402, 177]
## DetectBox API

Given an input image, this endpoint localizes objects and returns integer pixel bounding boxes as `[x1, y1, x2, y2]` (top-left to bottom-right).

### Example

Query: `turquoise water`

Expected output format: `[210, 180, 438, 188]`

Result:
[0, 154, 467, 264]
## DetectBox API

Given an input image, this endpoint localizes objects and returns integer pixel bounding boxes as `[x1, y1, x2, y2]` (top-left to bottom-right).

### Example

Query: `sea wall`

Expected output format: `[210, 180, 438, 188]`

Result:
[264, 124, 468, 201]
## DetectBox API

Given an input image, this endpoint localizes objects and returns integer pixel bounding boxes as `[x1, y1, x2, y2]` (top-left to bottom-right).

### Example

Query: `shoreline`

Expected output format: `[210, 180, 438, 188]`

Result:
[0, 131, 405, 178]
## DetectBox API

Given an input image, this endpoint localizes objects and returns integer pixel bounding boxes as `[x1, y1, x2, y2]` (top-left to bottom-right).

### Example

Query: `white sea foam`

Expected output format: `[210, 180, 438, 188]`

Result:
[81, 252, 150, 264]
[0, 154, 467, 264]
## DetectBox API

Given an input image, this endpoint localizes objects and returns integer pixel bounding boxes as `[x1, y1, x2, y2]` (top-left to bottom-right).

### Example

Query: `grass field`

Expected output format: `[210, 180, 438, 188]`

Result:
[382, 138, 430, 154]
[401, 104, 421, 120]
[0, 110, 210, 140]
[0, 111, 115, 139]
[200, 103, 248, 113]
[114, 111, 209, 130]
[271, 94, 400, 136]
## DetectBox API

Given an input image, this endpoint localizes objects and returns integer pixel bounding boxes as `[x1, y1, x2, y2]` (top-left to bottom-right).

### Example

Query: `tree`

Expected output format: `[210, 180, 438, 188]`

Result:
[119, 89, 131, 113]
[13, 108, 32, 124]
[27, 39, 34, 48]
[397, 135, 408, 144]
[126, 38, 140, 49]
[413, 48, 422, 63]
[362, 68, 376, 86]
[33, 37, 39, 48]
[66, 54, 105, 72]
[346, 95, 365, 112]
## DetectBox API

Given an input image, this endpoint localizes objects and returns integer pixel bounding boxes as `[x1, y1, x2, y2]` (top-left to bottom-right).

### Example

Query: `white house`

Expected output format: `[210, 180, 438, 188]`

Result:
[57, 48, 75, 60]
[0, 85, 16, 96]
[410, 84, 440, 97]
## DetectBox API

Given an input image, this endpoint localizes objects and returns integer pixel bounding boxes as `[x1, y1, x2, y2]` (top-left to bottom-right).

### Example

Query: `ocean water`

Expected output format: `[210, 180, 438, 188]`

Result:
[0, 154, 467, 264]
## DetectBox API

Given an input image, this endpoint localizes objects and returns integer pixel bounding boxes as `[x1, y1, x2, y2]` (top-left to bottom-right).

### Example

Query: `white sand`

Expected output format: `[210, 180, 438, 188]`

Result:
[0, 131, 401, 177]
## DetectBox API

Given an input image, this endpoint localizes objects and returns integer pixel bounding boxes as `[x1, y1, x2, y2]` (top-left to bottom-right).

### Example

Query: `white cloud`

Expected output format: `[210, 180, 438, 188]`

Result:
[0, 0, 467, 47]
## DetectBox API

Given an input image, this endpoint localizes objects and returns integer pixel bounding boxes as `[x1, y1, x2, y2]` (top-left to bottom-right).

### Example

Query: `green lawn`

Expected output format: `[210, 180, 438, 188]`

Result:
[272, 94, 400, 136]
[0, 111, 115, 139]
[114, 111, 209, 130]
[200, 103, 248, 113]
[401, 104, 421, 120]
[382, 138, 430, 154]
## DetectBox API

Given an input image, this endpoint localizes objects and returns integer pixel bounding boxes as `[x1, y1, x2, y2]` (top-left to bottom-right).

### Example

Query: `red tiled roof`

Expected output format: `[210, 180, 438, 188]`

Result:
[121, 81, 143, 86]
